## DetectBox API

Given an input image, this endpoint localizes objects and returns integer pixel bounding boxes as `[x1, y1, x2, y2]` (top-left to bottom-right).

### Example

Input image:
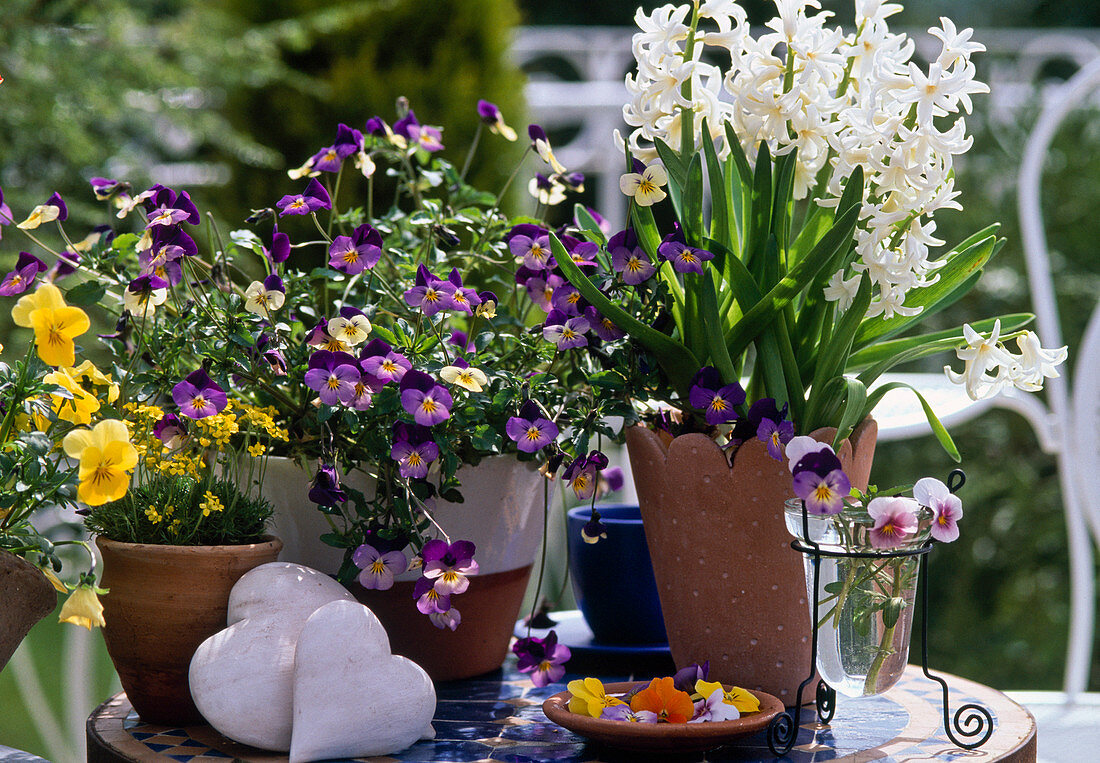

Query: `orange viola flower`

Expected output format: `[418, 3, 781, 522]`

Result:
[629, 676, 694, 724]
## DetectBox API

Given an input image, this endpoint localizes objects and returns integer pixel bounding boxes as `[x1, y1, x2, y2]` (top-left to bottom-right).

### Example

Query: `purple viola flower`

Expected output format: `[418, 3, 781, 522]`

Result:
[792, 446, 851, 515]
[563, 450, 609, 500]
[253, 333, 287, 376]
[329, 223, 383, 275]
[429, 606, 462, 631]
[565, 240, 599, 270]
[0, 252, 48, 296]
[673, 661, 711, 694]
[516, 266, 561, 313]
[352, 543, 408, 591]
[48, 248, 82, 282]
[172, 369, 228, 419]
[403, 264, 456, 316]
[585, 306, 626, 342]
[550, 281, 585, 316]
[557, 172, 585, 192]
[90, 177, 128, 201]
[688, 367, 745, 426]
[269, 222, 291, 264]
[444, 268, 481, 316]
[304, 350, 361, 406]
[757, 417, 795, 461]
[508, 229, 553, 270]
[731, 398, 788, 444]
[276, 178, 332, 216]
[581, 511, 607, 544]
[421, 539, 479, 595]
[310, 123, 363, 173]
[513, 630, 571, 687]
[413, 574, 451, 615]
[399, 369, 453, 426]
[394, 109, 444, 152]
[308, 462, 347, 506]
[543, 309, 589, 351]
[152, 414, 187, 449]
[609, 228, 656, 284]
[658, 224, 714, 275]
[506, 400, 559, 453]
[360, 339, 411, 385]
[364, 116, 388, 136]
[602, 705, 659, 723]
[47, 192, 68, 222]
[390, 423, 440, 479]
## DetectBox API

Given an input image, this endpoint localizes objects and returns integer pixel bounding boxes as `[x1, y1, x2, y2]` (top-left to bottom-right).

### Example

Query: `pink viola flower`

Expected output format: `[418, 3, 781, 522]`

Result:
[172, 369, 228, 419]
[352, 543, 408, 591]
[543, 309, 589, 351]
[513, 630, 571, 687]
[413, 575, 451, 615]
[913, 477, 964, 543]
[390, 424, 439, 479]
[421, 539, 479, 595]
[688, 686, 741, 724]
[602, 705, 659, 723]
[304, 350, 361, 406]
[276, 178, 331, 216]
[328, 223, 383, 275]
[867, 496, 921, 549]
[0, 252, 47, 296]
[506, 400, 559, 453]
[429, 606, 462, 631]
[399, 370, 453, 426]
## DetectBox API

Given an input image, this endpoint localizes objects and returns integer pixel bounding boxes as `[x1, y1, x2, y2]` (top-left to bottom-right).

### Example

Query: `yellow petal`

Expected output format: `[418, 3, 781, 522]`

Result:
[11, 283, 66, 327]
[62, 428, 97, 458]
[40, 566, 68, 593]
[58, 586, 105, 629]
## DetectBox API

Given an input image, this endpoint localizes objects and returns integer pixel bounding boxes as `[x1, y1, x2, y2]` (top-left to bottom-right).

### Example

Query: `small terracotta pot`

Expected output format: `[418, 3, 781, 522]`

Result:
[96, 535, 282, 725]
[350, 564, 532, 681]
[626, 419, 877, 703]
[0, 551, 57, 672]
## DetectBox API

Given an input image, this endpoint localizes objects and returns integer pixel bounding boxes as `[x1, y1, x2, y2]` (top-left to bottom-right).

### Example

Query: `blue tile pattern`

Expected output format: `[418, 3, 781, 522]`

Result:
[111, 658, 1006, 762]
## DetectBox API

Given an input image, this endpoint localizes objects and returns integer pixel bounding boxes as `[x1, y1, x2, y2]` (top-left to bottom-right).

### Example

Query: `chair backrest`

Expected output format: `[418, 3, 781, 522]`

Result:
[1017, 56, 1100, 696]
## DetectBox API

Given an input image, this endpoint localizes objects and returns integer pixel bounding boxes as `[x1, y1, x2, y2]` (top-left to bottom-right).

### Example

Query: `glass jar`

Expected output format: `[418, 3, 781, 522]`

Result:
[784, 498, 930, 697]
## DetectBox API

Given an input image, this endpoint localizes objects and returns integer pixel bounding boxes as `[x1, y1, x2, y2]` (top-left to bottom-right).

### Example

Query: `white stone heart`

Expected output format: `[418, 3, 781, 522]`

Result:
[289, 599, 436, 763]
[189, 562, 355, 751]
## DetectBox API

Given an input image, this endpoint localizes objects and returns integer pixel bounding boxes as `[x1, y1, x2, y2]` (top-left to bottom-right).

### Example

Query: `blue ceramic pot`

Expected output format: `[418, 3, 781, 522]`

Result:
[566, 504, 667, 645]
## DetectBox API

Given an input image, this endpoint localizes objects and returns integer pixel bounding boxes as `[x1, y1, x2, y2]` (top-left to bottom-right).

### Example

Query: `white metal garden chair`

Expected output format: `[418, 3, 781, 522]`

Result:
[872, 55, 1100, 701]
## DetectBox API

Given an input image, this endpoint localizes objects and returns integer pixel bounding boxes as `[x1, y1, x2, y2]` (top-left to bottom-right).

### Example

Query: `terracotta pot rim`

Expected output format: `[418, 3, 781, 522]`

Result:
[95, 534, 282, 555]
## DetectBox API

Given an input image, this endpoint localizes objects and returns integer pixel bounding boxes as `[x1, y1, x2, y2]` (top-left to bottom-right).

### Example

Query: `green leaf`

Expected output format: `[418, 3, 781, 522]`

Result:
[65, 280, 107, 306]
[653, 138, 687, 221]
[682, 152, 704, 246]
[573, 204, 608, 247]
[861, 381, 961, 461]
[551, 233, 700, 396]
[828, 376, 868, 450]
[804, 274, 872, 429]
[883, 597, 905, 629]
[370, 325, 399, 345]
[701, 118, 732, 251]
[745, 141, 773, 267]
[771, 147, 798, 251]
[111, 233, 140, 252]
[700, 269, 737, 384]
[588, 370, 627, 390]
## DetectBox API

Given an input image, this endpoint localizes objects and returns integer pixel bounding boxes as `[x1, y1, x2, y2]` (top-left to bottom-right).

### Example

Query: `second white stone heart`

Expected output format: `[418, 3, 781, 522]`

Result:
[289, 599, 436, 763]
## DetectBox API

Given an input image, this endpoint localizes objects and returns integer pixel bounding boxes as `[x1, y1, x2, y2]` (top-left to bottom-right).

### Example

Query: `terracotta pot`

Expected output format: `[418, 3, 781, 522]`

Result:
[96, 535, 282, 725]
[0, 551, 56, 672]
[626, 418, 877, 703]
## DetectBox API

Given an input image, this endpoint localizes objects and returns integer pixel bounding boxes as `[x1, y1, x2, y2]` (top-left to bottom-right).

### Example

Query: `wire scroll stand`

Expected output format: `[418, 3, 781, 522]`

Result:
[766, 469, 994, 756]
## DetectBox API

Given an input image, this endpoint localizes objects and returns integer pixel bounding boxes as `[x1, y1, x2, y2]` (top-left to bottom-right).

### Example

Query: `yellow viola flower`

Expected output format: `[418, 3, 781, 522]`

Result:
[11, 282, 66, 327]
[566, 677, 626, 718]
[30, 304, 89, 367]
[58, 585, 106, 630]
[62, 419, 137, 506]
[43, 367, 100, 425]
[17, 204, 62, 230]
[694, 680, 761, 713]
[70, 360, 120, 403]
[440, 365, 488, 393]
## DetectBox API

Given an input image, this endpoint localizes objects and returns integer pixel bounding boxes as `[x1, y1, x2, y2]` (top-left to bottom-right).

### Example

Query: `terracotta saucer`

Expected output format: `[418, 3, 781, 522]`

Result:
[542, 682, 784, 753]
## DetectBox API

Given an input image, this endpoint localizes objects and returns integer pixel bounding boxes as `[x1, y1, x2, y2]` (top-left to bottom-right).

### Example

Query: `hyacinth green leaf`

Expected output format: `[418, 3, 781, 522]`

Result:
[848, 313, 1035, 380]
[804, 274, 871, 430]
[724, 122, 754, 208]
[862, 381, 961, 462]
[789, 203, 833, 266]
[683, 152, 705, 247]
[630, 201, 664, 260]
[772, 147, 798, 251]
[816, 375, 867, 450]
[550, 232, 699, 394]
[853, 233, 1001, 348]
[745, 141, 773, 268]
[701, 119, 732, 251]
[573, 203, 607, 247]
[700, 269, 738, 385]
[653, 137, 687, 222]
[715, 202, 860, 358]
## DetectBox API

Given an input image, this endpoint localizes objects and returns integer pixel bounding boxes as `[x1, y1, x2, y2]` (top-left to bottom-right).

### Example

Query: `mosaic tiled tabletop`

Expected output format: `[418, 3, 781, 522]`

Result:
[87, 661, 1035, 762]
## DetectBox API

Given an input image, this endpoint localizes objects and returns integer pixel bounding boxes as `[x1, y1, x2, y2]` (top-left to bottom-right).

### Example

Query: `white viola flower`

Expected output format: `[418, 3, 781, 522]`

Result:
[823, 271, 862, 310]
[913, 476, 964, 543]
[123, 285, 168, 319]
[620, 162, 668, 207]
[328, 311, 372, 346]
[243, 276, 286, 316]
[354, 150, 377, 179]
[944, 320, 1016, 400]
[528, 174, 567, 206]
[785, 436, 833, 473]
[1007, 332, 1068, 392]
[440, 364, 489, 393]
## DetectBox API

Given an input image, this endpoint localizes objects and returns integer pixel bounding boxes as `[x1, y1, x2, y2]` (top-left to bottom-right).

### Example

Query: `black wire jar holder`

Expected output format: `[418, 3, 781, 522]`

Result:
[765, 469, 994, 756]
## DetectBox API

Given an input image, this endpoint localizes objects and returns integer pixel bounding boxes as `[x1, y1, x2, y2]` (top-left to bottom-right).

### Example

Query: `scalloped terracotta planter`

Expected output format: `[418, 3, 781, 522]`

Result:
[96, 535, 282, 725]
[626, 419, 877, 703]
[0, 551, 56, 672]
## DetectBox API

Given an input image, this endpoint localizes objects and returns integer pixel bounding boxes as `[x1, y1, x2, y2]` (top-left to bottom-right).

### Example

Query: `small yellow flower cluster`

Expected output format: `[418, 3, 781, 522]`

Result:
[236, 403, 290, 442]
[157, 451, 203, 479]
[247, 442, 266, 457]
[168, 519, 182, 535]
[199, 491, 224, 517]
[194, 407, 240, 450]
[144, 505, 162, 523]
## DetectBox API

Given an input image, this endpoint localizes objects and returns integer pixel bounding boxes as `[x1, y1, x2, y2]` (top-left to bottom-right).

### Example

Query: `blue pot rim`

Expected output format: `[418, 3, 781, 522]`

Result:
[567, 504, 643, 524]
